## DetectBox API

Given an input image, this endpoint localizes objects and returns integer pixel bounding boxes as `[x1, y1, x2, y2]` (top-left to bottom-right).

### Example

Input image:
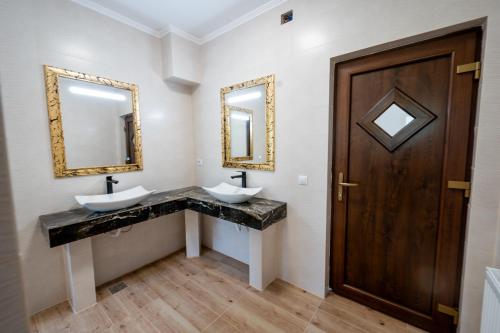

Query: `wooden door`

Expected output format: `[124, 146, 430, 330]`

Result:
[123, 114, 135, 164]
[331, 29, 481, 333]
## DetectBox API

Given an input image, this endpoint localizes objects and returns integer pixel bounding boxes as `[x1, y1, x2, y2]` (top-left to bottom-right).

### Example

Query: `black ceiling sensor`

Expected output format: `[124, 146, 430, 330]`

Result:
[281, 10, 293, 24]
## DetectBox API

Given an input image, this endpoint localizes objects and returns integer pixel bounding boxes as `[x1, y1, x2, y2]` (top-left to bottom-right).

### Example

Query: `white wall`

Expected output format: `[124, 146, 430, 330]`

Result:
[2, 1, 500, 332]
[202, 218, 250, 264]
[0, 0, 195, 315]
[192, 1, 500, 332]
[161, 33, 201, 85]
[92, 212, 186, 286]
[0, 79, 30, 332]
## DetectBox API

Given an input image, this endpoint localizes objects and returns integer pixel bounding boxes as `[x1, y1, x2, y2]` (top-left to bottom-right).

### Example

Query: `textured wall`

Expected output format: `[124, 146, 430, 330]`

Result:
[192, 1, 500, 332]
[2, 1, 500, 332]
[0, 0, 195, 315]
[0, 89, 30, 332]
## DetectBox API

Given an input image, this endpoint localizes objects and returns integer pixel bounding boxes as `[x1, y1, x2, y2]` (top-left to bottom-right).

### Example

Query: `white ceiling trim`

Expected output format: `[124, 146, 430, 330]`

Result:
[70, 0, 288, 45]
[70, 0, 163, 37]
[199, 0, 288, 44]
[160, 25, 203, 45]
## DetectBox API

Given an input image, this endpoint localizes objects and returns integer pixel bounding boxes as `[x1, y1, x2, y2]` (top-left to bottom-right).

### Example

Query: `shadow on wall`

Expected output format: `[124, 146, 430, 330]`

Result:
[165, 80, 196, 95]
[0, 88, 30, 332]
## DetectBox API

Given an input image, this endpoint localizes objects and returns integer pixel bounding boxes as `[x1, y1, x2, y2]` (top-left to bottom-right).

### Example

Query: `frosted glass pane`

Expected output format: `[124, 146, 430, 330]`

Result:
[374, 104, 414, 137]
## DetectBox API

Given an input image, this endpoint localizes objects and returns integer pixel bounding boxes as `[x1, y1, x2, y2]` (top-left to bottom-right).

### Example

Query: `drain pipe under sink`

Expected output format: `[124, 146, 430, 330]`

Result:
[107, 225, 133, 237]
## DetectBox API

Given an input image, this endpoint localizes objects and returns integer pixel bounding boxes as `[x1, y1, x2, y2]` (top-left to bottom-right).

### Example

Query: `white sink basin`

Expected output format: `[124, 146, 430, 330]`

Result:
[75, 186, 156, 212]
[202, 182, 262, 204]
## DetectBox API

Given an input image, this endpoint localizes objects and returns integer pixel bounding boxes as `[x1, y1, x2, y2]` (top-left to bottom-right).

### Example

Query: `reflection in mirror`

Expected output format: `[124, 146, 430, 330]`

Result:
[229, 106, 253, 161]
[221, 75, 275, 171]
[44, 65, 142, 177]
[226, 84, 266, 163]
[59, 78, 134, 168]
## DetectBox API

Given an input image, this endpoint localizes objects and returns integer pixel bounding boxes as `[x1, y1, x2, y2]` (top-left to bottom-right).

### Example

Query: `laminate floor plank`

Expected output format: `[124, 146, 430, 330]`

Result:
[31, 247, 427, 333]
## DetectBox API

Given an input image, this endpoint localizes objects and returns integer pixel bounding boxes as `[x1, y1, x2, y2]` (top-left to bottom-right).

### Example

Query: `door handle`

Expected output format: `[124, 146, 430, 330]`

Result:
[339, 182, 359, 187]
[338, 172, 358, 201]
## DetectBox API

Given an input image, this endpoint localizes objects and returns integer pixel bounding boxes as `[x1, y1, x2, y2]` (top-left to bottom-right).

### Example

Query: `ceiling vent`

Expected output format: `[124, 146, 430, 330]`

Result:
[281, 10, 293, 25]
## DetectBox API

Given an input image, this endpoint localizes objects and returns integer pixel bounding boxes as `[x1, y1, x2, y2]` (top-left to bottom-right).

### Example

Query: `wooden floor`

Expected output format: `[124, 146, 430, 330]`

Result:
[31, 248, 426, 333]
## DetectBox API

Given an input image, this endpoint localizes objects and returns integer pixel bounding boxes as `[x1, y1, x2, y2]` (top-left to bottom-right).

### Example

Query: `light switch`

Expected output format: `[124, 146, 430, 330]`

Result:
[298, 175, 308, 185]
[196, 159, 203, 166]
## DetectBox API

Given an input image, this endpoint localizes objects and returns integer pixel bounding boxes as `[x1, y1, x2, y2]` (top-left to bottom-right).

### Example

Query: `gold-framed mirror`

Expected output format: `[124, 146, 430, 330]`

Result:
[44, 65, 143, 177]
[221, 74, 275, 171]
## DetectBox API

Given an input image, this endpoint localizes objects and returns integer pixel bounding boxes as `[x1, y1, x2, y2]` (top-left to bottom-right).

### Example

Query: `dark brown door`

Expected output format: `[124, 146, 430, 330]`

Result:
[123, 114, 135, 164]
[331, 29, 481, 333]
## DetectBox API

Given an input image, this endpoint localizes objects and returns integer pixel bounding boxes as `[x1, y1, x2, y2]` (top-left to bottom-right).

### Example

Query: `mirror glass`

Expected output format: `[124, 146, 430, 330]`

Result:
[225, 84, 266, 164]
[229, 106, 253, 160]
[374, 103, 414, 137]
[59, 77, 136, 168]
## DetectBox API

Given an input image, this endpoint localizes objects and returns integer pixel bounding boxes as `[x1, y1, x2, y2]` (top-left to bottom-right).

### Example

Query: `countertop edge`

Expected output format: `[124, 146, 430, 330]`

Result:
[39, 186, 287, 248]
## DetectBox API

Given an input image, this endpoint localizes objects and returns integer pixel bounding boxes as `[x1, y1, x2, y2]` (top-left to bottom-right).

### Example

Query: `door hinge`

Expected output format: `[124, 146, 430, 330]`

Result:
[438, 303, 459, 325]
[456, 61, 480, 79]
[448, 180, 471, 198]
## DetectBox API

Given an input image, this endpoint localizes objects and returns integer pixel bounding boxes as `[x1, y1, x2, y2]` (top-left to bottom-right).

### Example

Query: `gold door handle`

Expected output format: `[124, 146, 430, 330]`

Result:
[339, 182, 359, 187]
[338, 172, 358, 201]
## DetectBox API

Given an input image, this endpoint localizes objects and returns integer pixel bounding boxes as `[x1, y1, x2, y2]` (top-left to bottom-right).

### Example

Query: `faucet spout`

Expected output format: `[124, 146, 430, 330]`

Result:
[230, 171, 247, 188]
[106, 176, 119, 194]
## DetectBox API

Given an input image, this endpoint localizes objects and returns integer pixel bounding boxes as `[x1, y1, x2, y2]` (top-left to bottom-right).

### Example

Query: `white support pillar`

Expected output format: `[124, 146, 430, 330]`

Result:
[185, 210, 201, 258]
[249, 223, 279, 291]
[63, 238, 96, 313]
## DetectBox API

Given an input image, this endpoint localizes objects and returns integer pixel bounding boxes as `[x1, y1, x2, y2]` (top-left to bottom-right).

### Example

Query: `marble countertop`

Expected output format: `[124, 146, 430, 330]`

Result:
[39, 186, 287, 248]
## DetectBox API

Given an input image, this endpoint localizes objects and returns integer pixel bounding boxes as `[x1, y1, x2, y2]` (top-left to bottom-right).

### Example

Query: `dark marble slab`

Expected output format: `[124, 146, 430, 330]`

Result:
[39, 186, 286, 248]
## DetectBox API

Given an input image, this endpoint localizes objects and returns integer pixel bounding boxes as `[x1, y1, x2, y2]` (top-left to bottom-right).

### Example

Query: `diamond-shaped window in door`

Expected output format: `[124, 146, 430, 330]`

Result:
[357, 88, 436, 152]
[374, 104, 415, 137]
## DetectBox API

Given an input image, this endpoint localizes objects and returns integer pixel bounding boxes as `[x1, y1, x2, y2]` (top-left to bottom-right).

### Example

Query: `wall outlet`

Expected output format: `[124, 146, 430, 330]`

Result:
[196, 159, 203, 166]
[298, 175, 308, 185]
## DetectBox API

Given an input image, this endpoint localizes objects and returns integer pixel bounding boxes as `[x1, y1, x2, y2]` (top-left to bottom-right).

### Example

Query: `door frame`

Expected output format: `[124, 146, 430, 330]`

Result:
[327, 17, 486, 329]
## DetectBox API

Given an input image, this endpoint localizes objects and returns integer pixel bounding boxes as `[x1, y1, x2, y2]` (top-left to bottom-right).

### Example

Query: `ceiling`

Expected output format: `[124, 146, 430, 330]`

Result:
[72, 0, 287, 44]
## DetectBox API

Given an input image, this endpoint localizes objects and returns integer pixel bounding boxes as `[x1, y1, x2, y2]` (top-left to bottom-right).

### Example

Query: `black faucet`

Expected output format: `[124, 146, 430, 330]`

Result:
[106, 176, 119, 194]
[231, 171, 247, 188]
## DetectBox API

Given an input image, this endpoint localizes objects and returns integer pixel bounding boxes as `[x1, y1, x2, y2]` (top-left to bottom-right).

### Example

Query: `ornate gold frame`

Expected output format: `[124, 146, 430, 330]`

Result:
[227, 106, 253, 161]
[44, 65, 143, 177]
[221, 74, 275, 171]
